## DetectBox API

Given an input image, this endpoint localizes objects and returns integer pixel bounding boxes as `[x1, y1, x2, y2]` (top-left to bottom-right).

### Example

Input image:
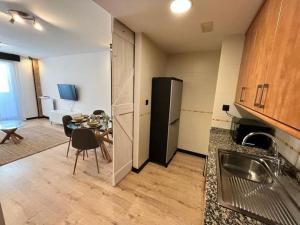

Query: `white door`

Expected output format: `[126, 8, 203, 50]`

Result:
[112, 20, 135, 186]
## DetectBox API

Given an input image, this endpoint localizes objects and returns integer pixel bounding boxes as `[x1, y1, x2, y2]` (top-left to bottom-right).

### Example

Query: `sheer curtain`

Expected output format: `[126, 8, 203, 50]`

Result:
[0, 60, 22, 121]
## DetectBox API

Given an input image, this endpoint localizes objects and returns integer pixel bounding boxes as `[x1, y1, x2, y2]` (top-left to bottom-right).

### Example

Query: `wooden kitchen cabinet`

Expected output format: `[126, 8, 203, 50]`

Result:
[235, 22, 257, 107]
[263, 0, 300, 130]
[235, 0, 300, 138]
[247, 0, 283, 113]
[236, 0, 282, 109]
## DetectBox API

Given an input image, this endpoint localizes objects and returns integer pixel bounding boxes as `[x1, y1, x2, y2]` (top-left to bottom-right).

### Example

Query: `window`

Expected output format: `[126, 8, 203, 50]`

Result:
[0, 63, 10, 93]
[0, 60, 22, 120]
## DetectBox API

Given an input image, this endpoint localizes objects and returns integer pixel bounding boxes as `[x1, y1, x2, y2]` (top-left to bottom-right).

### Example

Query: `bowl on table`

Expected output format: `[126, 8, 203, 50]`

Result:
[87, 120, 99, 128]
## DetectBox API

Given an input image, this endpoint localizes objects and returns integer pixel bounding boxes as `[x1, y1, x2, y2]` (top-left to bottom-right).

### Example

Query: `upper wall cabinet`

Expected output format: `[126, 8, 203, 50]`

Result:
[247, 0, 283, 113]
[235, 21, 257, 108]
[264, 0, 300, 130]
[235, 0, 300, 138]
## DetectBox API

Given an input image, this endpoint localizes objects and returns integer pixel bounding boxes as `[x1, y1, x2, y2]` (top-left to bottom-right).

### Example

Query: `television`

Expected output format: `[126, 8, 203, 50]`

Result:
[57, 84, 78, 101]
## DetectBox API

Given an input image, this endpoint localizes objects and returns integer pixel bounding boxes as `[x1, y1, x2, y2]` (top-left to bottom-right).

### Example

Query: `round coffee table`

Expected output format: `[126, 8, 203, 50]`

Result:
[0, 120, 23, 144]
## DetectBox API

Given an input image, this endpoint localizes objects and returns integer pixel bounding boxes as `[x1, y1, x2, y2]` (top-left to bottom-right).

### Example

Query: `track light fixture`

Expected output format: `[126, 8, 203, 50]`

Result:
[7, 10, 43, 31]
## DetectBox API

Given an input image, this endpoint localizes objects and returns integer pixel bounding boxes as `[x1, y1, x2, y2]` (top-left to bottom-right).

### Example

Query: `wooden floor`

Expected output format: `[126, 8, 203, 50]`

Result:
[0, 120, 205, 225]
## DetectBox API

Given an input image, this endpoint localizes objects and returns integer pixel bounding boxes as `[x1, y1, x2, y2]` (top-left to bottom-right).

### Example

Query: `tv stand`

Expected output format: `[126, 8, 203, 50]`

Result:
[49, 110, 80, 125]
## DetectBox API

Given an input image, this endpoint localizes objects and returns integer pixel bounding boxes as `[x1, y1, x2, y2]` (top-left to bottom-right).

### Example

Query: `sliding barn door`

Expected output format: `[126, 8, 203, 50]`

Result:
[112, 20, 135, 186]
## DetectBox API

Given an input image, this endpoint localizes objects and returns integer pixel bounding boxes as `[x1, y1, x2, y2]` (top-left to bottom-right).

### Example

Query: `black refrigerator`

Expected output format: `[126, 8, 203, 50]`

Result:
[149, 77, 183, 167]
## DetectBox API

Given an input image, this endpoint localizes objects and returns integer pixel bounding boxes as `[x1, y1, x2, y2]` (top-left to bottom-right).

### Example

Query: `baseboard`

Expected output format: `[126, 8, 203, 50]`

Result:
[131, 150, 205, 174]
[112, 160, 132, 186]
[177, 148, 207, 158]
[26, 116, 49, 120]
[132, 159, 149, 173]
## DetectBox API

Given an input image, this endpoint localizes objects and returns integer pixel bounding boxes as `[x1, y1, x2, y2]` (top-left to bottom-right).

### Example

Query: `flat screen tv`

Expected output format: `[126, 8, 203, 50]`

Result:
[57, 84, 78, 101]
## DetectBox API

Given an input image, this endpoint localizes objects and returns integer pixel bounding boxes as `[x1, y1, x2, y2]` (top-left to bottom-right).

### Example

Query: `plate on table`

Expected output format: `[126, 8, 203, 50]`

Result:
[71, 118, 87, 123]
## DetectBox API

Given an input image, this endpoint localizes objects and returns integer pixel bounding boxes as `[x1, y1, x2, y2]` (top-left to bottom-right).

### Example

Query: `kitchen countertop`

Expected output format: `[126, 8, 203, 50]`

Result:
[204, 128, 300, 225]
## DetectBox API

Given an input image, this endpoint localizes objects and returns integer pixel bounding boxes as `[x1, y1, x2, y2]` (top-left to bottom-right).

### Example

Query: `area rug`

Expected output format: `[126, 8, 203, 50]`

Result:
[0, 125, 69, 166]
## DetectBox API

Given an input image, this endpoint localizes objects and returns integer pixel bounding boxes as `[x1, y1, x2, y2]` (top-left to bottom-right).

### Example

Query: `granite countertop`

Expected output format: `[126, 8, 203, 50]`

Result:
[204, 128, 300, 225]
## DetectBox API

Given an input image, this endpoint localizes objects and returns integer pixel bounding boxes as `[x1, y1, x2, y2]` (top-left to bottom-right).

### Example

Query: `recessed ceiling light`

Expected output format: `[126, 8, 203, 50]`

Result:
[170, 0, 192, 14]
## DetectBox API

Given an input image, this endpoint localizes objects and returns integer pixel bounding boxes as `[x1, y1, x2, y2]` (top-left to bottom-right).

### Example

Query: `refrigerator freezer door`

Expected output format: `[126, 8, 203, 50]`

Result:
[169, 80, 183, 124]
[166, 119, 180, 163]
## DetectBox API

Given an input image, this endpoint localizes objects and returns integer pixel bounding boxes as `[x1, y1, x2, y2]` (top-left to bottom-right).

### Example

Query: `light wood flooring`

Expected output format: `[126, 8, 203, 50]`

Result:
[0, 120, 205, 225]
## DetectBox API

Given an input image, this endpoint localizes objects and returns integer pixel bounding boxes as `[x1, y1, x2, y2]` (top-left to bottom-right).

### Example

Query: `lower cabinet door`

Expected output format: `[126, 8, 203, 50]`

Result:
[166, 119, 180, 164]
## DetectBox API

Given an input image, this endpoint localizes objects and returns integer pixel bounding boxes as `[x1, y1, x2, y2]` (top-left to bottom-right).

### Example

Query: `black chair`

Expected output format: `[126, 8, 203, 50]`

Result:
[93, 110, 104, 115]
[71, 128, 100, 175]
[62, 115, 73, 157]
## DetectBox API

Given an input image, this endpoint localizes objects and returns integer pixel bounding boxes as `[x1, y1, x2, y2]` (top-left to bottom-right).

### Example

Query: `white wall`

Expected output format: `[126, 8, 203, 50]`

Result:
[16, 57, 38, 119]
[274, 128, 300, 170]
[211, 34, 249, 129]
[165, 51, 220, 155]
[39, 51, 111, 116]
[133, 33, 167, 169]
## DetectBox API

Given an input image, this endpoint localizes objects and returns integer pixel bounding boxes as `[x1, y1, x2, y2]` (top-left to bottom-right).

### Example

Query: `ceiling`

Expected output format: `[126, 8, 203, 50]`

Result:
[0, 0, 112, 58]
[94, 0, 264, 53]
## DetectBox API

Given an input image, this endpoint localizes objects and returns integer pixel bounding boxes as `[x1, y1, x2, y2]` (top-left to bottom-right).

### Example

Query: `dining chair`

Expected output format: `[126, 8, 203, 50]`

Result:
[62, 115, 73, 157]
[109, 119, 113, 138]
[71, 128, 100, 174]
[93, 110, 104, 115]
[94, 110, 112, 142]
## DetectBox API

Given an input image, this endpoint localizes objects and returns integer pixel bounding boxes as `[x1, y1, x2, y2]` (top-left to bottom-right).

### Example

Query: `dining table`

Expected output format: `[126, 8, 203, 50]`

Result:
[67, 120, 102, 130]
[67, 117, 112, 162]
[67, 118, 113, 144]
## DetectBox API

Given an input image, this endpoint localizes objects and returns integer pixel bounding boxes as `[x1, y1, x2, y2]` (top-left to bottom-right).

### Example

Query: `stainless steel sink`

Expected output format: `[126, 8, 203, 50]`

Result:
[221, 153, 273, 184]
[217, 149, 300, 225]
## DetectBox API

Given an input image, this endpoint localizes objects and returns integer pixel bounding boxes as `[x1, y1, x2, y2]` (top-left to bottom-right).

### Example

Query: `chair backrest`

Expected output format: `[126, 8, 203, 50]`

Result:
[62, 115, 73, 137]
[93, 110, 104, 115]
[72, 128, 99, 150]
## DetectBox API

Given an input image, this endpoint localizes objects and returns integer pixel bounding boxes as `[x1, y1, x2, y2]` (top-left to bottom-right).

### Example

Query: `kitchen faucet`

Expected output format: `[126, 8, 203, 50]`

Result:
[242, 132, 281, 176]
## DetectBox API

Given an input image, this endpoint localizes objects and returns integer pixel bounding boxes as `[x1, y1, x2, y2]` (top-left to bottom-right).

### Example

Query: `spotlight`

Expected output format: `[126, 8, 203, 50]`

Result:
[33, 20, 43, 31]
[9, 17, 15, 24]
[14, 14, 25, 24]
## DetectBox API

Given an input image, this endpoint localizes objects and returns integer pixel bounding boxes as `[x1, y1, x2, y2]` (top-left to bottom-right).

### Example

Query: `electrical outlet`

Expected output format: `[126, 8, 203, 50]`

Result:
[222, 104, 230, 112]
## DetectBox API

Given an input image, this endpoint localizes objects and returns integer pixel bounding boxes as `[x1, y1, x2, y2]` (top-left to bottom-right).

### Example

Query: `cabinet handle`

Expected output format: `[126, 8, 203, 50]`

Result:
[240, 87, 245, 102]
[259, 84, 269, 109]
[254, 85, 263, 107]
